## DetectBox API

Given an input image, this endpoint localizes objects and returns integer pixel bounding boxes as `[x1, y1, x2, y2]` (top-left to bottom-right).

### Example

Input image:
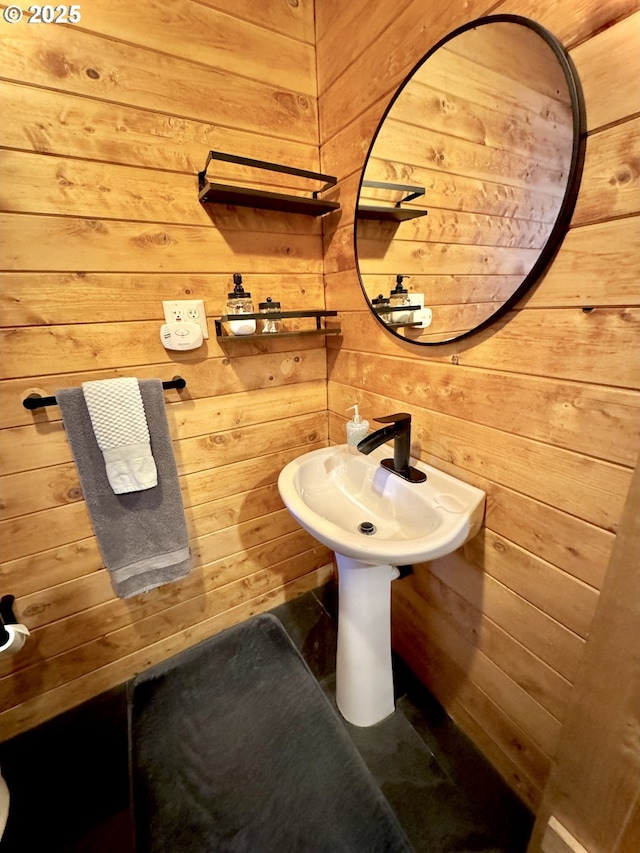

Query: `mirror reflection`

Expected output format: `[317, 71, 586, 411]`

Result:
[356, 17, 582, 344]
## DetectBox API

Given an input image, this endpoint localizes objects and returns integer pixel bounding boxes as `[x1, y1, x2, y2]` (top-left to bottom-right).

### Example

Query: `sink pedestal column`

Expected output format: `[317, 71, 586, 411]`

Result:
[335, 553, 398, 727]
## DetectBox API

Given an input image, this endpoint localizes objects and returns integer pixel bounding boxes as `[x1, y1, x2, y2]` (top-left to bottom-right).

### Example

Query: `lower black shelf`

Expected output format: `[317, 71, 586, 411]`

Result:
[216, 328, 341, 342]
[215, 309, 339, 341]
[200, 183, 340, 216]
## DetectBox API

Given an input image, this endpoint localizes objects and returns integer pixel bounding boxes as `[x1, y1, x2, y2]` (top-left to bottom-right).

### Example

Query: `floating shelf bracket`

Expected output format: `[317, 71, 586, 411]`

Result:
[198, 151, 340, 217]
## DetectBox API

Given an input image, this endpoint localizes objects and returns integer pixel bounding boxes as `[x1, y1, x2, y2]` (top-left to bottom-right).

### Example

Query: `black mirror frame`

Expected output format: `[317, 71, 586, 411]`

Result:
[354, 14, 587, 346]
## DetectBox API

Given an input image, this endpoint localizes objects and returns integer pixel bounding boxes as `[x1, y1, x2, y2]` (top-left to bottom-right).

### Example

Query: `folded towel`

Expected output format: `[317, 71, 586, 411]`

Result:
[57, 379, 191, 599]
[82, 377, 157, 494]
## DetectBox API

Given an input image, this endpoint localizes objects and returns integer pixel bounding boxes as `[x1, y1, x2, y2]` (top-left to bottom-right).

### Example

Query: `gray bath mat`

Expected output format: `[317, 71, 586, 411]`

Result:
[131, 613, 412, 852]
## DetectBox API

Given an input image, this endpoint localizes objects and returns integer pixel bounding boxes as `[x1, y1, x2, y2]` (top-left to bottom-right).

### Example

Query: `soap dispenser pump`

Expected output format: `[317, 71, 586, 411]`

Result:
[346, 404, 369, 453]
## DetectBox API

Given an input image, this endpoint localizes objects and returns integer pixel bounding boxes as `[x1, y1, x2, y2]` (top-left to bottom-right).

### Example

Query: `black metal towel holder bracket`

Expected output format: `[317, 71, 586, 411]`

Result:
[22, 377, 187, 410]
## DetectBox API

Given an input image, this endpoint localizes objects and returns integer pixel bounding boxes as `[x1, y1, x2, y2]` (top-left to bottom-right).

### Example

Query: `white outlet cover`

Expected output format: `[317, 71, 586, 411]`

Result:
[162, 300, 208, 339]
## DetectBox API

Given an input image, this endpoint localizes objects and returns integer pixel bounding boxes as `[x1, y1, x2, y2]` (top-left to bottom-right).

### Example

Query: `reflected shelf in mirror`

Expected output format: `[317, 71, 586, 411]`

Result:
[357, 180, 429, 221]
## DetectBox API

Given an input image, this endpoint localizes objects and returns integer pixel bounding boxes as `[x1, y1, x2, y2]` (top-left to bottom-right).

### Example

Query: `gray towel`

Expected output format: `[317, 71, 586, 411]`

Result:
[57, 379, 191, 599]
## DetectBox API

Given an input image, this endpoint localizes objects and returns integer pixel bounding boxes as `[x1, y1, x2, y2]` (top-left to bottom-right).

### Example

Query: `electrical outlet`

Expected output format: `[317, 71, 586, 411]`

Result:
[162, 300, 208, 339]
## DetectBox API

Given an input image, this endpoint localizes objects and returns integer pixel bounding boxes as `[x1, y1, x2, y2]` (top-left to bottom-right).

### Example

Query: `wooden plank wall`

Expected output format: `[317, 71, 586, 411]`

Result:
[317, 0, 640, 812]
[530, 459, 640, 853]
[0, 0, 334, 740]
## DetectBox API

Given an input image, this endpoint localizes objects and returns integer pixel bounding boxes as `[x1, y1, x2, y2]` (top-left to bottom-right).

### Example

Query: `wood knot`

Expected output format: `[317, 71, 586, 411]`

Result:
[86, 68, 100, 80]
[610, 168, 632, 186]
[24, 603, 50, 617]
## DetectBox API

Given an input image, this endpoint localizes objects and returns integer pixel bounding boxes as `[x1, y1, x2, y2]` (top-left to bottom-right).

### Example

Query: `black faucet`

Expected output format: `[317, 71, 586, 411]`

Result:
[357, 413, 426, 483]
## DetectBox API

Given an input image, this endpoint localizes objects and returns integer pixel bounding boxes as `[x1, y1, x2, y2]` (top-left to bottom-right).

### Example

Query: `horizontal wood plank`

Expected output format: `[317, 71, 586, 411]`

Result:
[329, 306, 640, 389]
[392, 595, 546, 810]
[400, 568, 573, 721]
[0, 348, 327, 430]
[0, 442, 328, 568]
[0, 566, 333, 740]
[70, 0, 317, 96]
[0, 547, 328, 709]
[0, 380, 326, 475]
[570, 11, 640, 131]
[328, 383, 632, 533]
[0, 214, 323, 275]
[396, 579, 563, 756]
[328, 347, 640, 466]
[0, 150, 325, 232]
[0, 411, 326, 521]
[0, 272, 325, 328]
[0, 17, 319, 143]
[1, 527, 328, 676]
[424, 550, 586, 683]
[0, 81, 320, 175]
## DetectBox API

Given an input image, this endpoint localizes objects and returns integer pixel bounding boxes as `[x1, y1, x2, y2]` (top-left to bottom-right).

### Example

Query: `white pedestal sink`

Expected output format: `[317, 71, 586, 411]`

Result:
[278, 444, 485, 727]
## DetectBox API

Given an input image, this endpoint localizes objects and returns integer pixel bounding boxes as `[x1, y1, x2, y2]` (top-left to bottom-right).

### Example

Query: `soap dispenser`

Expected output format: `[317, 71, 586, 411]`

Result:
[346, 405, 369, 453]
[226, 273, 256, 335]
[389, 274, 411, 325]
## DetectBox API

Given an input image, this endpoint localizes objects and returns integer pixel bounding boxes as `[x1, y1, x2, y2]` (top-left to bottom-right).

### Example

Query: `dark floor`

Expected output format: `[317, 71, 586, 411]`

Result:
[272, 584, 533, 853]
[0, 583, 532, 852]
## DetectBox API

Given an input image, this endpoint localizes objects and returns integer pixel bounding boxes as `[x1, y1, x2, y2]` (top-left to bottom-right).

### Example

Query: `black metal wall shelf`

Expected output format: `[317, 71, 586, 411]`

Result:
[215, 309, 340, 341]
[357, 180, 428, 221]
[198, 151, 340, 217]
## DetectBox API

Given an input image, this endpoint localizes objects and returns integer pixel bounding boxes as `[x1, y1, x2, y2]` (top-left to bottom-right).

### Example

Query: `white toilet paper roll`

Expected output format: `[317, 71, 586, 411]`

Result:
[0, 624, 30, 655]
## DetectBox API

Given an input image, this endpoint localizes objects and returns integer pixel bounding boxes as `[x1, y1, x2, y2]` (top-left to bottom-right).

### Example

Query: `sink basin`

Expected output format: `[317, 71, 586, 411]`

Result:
[278, 443, 485, 728]
[277, 443, 485, 566]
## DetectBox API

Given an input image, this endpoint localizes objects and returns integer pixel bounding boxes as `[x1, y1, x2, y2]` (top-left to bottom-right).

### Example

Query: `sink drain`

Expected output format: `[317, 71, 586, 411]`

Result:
[358, 521, 377, 535]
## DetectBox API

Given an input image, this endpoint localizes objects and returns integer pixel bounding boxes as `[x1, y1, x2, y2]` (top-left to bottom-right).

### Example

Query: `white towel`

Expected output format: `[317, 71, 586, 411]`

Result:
[82, 377, 157, 494]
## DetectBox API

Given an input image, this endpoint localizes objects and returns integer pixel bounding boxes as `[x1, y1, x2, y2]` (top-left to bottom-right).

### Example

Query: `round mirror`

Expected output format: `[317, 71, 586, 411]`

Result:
[355, 15, 586, 345]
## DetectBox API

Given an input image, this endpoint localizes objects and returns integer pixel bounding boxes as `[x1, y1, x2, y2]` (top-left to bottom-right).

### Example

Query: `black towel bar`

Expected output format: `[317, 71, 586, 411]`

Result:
[23, 377, 187, 410]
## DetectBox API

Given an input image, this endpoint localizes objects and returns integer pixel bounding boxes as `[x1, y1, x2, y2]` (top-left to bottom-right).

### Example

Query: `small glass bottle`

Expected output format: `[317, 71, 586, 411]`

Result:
[371, 293, 391, 323]
[389, 274, 411, 325]
[226, 273, 256, 335]
[258, 297, 281, 334]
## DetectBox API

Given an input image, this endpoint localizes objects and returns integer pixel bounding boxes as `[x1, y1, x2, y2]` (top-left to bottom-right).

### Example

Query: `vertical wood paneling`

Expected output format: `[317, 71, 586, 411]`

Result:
[317, 0, 640, 813]
[0, 0, 331, 738]
[528, 457, 640, 852]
